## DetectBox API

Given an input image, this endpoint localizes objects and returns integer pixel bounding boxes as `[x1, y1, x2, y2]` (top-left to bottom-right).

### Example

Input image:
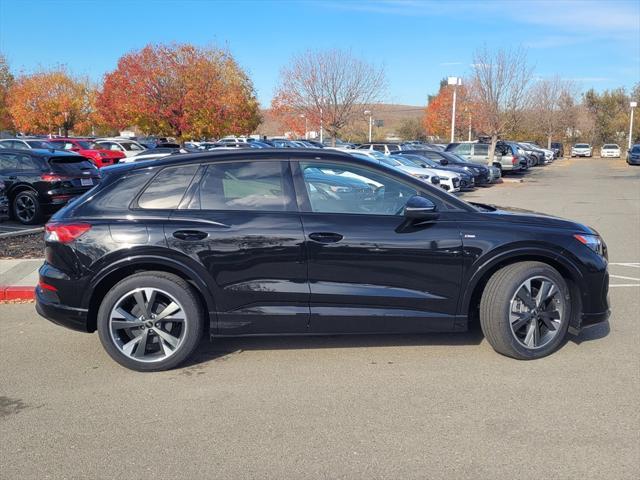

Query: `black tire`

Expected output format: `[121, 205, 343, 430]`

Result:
[12, 190, 42, 225]
[479, 261, 571, 360]
[97, 271, 204, 371]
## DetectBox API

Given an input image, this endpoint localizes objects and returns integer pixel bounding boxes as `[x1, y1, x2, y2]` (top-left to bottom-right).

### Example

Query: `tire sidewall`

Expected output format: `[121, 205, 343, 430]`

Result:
[97, 274, 203, 371]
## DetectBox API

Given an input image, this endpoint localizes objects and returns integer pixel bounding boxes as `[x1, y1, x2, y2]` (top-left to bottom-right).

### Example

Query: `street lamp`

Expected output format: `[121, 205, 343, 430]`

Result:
[629, 101, 637, 150]
[364, 110, 373, 142]
[448, 76, 462, 143]
[299, 113, 308, 140]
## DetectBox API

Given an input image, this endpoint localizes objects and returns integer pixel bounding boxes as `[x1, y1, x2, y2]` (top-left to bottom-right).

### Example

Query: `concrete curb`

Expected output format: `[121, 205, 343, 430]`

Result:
[0, 226, 44, 239]
[0, 285, 36, 301]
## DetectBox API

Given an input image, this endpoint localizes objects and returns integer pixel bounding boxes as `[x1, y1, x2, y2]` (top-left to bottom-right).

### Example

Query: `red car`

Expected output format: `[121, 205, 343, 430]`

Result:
[48, 138, 125, 168]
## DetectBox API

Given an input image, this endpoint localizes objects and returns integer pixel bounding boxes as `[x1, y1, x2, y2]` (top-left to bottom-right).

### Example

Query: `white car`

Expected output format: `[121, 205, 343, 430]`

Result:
[600, 144, 621, 158]
[571, 143, 593, 157]
[94, 138, 146, 157]
[0, 138, 57, 150]
[351, 150, 461, 193]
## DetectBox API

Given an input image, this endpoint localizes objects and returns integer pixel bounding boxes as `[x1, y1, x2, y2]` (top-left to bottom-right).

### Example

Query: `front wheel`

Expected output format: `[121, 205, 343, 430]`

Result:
[480, 261, 571, 360]
[97, 272, 204, 371]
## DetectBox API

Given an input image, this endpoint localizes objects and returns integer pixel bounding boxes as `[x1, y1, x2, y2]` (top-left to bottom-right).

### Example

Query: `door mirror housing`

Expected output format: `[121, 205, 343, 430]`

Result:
[440, 159, 449, 165]
[404, 195, 439, 220]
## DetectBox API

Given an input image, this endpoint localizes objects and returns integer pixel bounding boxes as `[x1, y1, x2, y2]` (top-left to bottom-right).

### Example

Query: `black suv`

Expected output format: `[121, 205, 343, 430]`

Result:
[0, 149, 100, 224]
[550, 142, 564, 158]
[36, 149, 610, 371]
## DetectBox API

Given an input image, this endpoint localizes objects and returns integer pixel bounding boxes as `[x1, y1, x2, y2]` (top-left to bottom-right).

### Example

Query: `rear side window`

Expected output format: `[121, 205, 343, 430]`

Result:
[474, 144, 489, 155]
[138, 164, 199, 209]
[195, 161, 293, 211]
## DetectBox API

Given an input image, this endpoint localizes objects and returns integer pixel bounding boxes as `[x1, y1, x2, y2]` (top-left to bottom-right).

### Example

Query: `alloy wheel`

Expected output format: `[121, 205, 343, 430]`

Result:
[108, 288, 188, 363]
[509, 276, 566, 349]
[15, 194, 36, 223]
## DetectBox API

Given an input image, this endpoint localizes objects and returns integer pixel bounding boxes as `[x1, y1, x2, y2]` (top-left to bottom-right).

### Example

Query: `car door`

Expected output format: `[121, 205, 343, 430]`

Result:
[164, 158, 309, 335]
[293, 159, 464, 334]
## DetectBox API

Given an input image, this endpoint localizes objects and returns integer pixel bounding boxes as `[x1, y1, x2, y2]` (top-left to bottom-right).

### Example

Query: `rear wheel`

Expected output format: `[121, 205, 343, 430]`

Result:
[12, 190, 42, 225]
[97, 272, 203, 371]
[480, 261, 571, 360]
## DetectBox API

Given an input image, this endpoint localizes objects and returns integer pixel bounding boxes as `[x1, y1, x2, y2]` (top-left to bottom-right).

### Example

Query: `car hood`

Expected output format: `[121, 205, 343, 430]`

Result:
[472, 203, 594, 233]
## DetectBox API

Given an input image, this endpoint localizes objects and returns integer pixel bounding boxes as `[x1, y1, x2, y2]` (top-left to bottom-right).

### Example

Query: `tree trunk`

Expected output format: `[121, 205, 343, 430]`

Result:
[487, 134, 498, 167]
[547, 135, 552, 149]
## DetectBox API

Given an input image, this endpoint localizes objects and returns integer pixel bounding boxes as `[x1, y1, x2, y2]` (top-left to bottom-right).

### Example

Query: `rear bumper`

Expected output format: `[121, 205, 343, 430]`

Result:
[36, 286, 90, 333]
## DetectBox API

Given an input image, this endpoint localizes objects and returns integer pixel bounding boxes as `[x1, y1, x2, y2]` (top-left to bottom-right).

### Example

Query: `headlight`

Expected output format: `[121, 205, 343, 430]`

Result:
[574, 234, 603, 255]
[329, 185, 351, 193]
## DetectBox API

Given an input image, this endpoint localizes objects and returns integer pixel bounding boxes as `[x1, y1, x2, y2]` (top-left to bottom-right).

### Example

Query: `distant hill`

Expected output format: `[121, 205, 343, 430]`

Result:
[258, 103, 425, 139]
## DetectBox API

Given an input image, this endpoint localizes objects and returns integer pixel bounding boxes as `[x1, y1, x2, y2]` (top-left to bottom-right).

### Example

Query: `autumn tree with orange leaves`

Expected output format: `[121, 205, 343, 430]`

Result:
[0, 54, 14, 131]
[97, 43, 261, 139]
[423, 83, 477, 141]
[7, 67, 96, 136]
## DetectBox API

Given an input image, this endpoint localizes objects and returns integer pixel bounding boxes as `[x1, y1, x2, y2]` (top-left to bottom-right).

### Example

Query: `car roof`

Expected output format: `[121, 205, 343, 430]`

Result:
[0, 147, 85, 158]
[102, 148, 382, 175]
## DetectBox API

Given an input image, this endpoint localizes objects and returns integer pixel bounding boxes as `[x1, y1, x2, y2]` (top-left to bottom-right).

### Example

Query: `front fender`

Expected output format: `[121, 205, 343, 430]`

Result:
[458, 244, 587, 316]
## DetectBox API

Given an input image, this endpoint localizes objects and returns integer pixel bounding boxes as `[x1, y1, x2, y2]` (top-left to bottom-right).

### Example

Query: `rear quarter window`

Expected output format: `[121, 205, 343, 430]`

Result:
[138, 164, 199, 209]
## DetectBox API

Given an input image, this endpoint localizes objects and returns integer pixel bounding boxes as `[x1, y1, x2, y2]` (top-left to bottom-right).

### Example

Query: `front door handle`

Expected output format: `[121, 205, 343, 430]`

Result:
[172, 230, 208, 241]
[308, 232, 343, 243]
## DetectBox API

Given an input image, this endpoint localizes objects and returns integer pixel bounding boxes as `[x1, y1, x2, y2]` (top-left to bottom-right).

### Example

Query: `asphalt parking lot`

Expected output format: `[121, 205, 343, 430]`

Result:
[1, 157, 638, 480]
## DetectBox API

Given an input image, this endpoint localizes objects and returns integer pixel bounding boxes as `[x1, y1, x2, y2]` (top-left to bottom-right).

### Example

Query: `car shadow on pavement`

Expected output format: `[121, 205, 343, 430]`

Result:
[569, 320, 611, 345]
[183, 324, 486, 367]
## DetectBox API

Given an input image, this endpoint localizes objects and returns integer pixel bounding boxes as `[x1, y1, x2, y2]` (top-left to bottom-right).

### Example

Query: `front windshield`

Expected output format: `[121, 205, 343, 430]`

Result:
[631, 146, 640, 153]
[575, 144, 590, 148]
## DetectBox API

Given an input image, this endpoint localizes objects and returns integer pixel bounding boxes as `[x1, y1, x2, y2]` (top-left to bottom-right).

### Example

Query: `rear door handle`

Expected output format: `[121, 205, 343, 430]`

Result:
[172, 230, 208, 241]
[308, 232, 343, 243]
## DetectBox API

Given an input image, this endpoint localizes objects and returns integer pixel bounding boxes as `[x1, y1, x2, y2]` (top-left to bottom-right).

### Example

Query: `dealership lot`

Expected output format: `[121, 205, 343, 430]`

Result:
[0, 157, 638, 480]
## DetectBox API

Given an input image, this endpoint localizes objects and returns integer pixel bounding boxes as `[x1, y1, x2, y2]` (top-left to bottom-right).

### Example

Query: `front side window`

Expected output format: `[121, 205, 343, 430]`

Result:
[138, 164, 199, 209]
[196, 161, 293, 211]
[300, 162, 418, 216]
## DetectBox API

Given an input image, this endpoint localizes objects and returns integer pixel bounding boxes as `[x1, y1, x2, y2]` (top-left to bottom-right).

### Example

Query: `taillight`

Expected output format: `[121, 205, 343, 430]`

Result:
[45, 222, 91, 243]
[41, 173, 64, 182]
[512, 156, 518, 165]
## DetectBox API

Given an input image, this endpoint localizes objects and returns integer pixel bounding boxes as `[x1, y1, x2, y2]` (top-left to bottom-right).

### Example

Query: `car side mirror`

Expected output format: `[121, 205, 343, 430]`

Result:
[440, 159, 448, 165]
[404, 195, 439, 220]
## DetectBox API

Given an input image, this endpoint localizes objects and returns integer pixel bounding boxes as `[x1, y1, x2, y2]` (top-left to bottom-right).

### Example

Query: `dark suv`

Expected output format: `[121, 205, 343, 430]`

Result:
[36, 149, 610, 371]
[0, 149, 101, 224]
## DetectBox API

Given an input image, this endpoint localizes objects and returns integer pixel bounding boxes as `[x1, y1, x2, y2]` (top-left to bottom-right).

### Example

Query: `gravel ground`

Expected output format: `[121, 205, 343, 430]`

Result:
[0, 233, 45, 259]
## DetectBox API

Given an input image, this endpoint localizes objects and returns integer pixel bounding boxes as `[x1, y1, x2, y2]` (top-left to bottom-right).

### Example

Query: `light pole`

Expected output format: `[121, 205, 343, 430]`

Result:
[448, 76, 462, 143]
[364, 110, 373, 142]
[299, 113, 308, 139]
[629, 101, 637, 150]
[319, 107, 324, 144]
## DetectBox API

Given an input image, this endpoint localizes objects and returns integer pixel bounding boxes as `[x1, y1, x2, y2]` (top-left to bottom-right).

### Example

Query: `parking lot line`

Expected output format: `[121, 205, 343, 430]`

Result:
[610, 274, 640, 281]
[609, 284, 640, 287]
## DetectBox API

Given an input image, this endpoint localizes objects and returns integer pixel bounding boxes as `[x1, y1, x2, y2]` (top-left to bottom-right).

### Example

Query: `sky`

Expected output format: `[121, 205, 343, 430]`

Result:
[0, 0, 638, 107]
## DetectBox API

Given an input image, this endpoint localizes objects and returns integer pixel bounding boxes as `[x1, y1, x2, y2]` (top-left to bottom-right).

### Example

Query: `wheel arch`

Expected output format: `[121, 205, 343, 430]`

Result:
[7, 183, 37, 199]
[84, 256, 216, 333]
[461, 249, 585, 328]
